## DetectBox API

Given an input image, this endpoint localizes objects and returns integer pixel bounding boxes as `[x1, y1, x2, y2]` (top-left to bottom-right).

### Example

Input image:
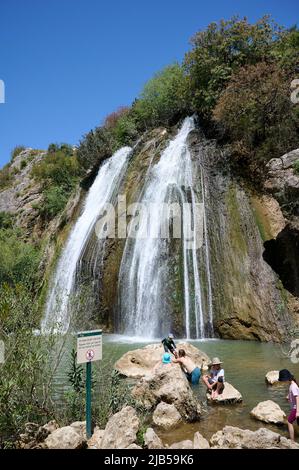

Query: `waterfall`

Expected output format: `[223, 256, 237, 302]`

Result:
[118, 117, 213, 339]
[41, 146, 132, 333]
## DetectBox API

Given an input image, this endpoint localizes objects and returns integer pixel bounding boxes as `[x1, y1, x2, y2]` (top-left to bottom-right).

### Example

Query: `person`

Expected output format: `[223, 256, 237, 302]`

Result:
[202, 357, 225, 399]
[278, 369, 299, 441]
[173, 349, 201, 385]
[161, 333, 177, 357]
[153, 352, 173, 372]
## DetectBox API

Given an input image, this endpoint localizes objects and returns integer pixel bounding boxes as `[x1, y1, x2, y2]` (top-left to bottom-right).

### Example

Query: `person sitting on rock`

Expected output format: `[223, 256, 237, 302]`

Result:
[173, 349, 201, 385]
[161, 333, 177, 357]
[202, 357, 225, 399]
[153, 352, 173, 371]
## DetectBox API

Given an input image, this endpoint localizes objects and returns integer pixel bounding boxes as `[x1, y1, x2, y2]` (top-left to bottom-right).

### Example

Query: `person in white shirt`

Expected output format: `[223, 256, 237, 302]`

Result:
[278, 369, 299, 441]
[202, 357, 225, 399]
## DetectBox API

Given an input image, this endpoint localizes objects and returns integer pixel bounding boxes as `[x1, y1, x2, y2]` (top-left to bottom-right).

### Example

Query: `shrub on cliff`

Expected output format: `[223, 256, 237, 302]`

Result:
[10, 145, 26, 161]
[213, 61, 299, 175]
[183, 16, 284, 118]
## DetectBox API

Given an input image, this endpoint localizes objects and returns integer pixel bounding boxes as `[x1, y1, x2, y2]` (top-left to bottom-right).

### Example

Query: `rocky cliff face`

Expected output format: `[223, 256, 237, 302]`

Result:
[188, 131, 298, 341]
[0, 148, 82, 297]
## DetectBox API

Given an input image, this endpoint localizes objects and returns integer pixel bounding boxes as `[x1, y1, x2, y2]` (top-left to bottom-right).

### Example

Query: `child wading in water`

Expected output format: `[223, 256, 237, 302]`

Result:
[279, 369, 299, 441]
[202, 357, 225, 399]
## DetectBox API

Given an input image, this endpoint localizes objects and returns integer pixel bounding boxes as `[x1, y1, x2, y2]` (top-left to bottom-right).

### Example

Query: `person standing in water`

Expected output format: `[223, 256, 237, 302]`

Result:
[278, 369, 299, 441]
[173, 349, 201, 385]
[161, 333, 177, 357]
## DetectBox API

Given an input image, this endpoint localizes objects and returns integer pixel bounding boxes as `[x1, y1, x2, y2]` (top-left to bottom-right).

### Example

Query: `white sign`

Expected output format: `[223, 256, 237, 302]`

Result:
[77, 330, 102, 364]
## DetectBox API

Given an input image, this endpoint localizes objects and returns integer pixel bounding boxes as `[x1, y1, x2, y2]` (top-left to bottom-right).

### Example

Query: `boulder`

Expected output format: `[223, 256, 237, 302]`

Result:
[127, 444, 142, 449]
[115, 343, 210, 378]
[35, 420, 59, 442]
[207, 382, 242, 404]
[144, 428, 164, 449]
[170, 440, 194, 449]
[132, 363, 201, 421]
[70, 421, 86, 439]
[210, 426, 299, 449]
[87, 428, 105, 449]
[193, 432, 210, 449]
[265, 370, 279, 385]
[45, 426, 85, 449]
[100, 406, 140, 449]
[152, 402, 182, 430]
[250, 400, 286, 425]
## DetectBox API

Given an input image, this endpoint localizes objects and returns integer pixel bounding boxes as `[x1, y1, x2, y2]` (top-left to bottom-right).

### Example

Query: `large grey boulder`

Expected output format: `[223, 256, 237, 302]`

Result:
[210, 426, 299, 449]
[45, 426, 85, 449]
[144, 428, 164, 449]
[206, 382, 242, 404]
[100, 406, 140, 449]
[115, 342, 210, 378]
[132, 363, 201, 422]
[152, 402, 182, 430]
[250, 400, 286, 425]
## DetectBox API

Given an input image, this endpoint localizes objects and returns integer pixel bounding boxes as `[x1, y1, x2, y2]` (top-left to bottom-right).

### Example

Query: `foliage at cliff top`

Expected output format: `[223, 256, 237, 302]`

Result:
[31, 143, 81, 221]
[77, 16, 299, 181]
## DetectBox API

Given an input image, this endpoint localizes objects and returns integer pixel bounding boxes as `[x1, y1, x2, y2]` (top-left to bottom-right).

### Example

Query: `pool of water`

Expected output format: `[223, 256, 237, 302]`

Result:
[53, 335, 299, 444]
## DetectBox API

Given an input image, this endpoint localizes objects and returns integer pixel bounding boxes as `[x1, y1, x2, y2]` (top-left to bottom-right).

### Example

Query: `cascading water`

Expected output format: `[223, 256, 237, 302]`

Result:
[118, 117, 213, 339]
[41, 146, 132, 333]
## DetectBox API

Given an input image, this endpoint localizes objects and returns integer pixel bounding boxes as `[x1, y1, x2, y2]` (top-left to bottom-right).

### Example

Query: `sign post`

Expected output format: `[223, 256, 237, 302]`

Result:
[77, 329, 102, 439]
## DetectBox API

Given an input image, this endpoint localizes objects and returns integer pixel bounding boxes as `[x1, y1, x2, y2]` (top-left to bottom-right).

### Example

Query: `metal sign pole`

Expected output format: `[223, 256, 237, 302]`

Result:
[86, 360, 92, 439]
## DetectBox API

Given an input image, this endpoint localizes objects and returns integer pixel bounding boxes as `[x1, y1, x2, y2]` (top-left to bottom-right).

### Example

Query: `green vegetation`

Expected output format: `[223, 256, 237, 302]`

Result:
[11, 146, 26, 161]
[32, 143, 81, 221]
[294, 159, 299, 174]
[77, 16, 299, 181]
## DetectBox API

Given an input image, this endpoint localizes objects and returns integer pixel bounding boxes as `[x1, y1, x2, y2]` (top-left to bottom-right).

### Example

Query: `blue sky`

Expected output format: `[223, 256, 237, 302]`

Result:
[0, 0, 297, 167]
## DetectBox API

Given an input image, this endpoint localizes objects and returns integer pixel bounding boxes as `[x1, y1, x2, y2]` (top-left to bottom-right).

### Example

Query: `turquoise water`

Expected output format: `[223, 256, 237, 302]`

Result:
[54, 335, 299, 444]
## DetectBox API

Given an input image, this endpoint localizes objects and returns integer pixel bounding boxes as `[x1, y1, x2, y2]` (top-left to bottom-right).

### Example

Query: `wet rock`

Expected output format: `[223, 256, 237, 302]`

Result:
[250, 400, 286, 425]
[100, 406, 139, 449]
[210, 426, 299, 449]
[206, 382, 242, 404]
[115, 342, 210, 378]
[152, 402, 182, 430]
[132, 363, 201, 422]
[265, 370, 279, 385]
[144, 428, 164, 449]
[193, 432, 210, 449]
[170, 440, 194, 449]
[45, 426, 85, 449]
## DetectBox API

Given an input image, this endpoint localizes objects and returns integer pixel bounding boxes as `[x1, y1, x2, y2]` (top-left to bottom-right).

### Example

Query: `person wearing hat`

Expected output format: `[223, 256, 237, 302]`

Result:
[203, 357, 225, 399]
[161, 333, 177, 357]
[278, 369, 299, 441]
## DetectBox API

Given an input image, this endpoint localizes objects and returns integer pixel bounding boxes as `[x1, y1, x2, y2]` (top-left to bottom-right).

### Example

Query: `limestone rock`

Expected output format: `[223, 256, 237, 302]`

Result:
[250, 400, 286, 425]
[114, 343, 210, 378]
[144, 428, 164, 449]
[265, 370, 279, 385]
[210, 426, 299, 449]
[193, 432, 210, 449]
[152, 402, 182, 430]
[170, 440, 194, 449]
[206, 382, 242, 404]
[70, 421, 86, 439]
[45, 426, 85, 449]
[87, 428, 105, 449]
[126, 444, 142, 449]
[100, 406, 139, 449]
[132, 363, 201, 421]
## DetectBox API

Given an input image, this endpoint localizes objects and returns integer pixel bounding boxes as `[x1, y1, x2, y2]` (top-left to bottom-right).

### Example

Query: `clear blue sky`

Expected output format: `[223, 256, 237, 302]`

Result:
[0, 0, 297, 167]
